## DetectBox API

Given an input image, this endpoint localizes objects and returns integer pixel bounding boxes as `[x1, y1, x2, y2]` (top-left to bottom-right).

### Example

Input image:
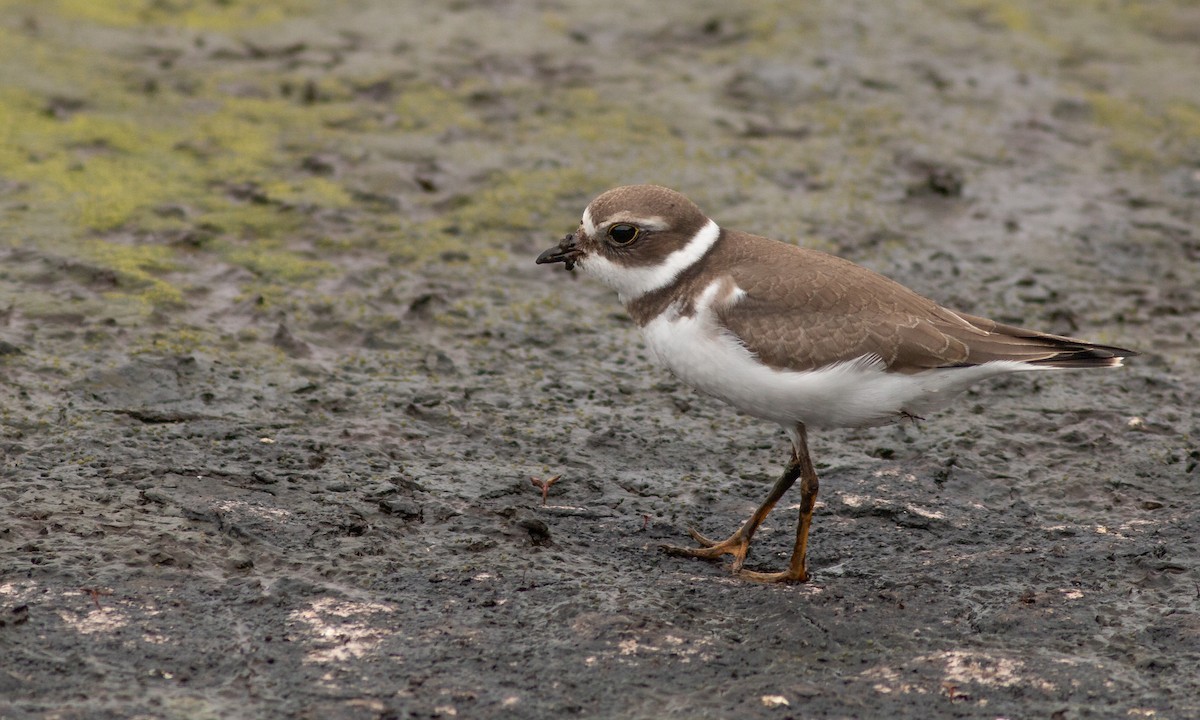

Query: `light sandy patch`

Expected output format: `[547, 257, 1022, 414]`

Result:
[59, 606, 128, 635]
[290, 597, 397, 663]
[214, 499, 293, 521]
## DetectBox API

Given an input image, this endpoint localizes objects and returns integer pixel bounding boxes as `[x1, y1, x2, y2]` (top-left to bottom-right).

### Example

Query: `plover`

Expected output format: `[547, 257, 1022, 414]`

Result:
[536, 185, 1135, 583]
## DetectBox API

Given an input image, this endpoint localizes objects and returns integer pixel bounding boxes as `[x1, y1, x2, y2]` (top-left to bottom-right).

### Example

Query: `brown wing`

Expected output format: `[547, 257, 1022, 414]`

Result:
[714, 236, 1134, 373]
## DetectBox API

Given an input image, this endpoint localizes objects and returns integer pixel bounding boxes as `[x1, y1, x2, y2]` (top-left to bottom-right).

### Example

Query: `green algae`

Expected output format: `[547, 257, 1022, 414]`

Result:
[49, 0, 315, 31]
[0, 87, 192, 232]
[443, 166, 594, 236]
[382, 165, 599, 266]
[219, 243, 332, 283]
[957, 0, 1034, 33]
[1086, 91, 1200, 166]
[81, 240, 184, 305]
[927, 1, 1200, 167]
[0, 14, 367, 309]
[3, 0, 1196, 337]
[2, 0, 801, 321]
[393, 83, 485, 136]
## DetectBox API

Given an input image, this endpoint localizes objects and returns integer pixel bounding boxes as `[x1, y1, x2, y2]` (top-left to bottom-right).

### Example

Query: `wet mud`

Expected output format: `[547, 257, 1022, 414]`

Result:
[1, 1, 1198, 718]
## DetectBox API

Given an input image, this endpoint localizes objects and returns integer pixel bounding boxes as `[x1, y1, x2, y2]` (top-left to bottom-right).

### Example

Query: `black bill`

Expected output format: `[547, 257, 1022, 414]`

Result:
[535, 233, 582, 271]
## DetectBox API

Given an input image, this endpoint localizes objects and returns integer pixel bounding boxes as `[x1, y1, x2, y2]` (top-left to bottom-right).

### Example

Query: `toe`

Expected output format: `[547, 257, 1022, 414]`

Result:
[660, 543, 727, 560]
[738, 567, 809, 584]
[687, 527, 719, 547]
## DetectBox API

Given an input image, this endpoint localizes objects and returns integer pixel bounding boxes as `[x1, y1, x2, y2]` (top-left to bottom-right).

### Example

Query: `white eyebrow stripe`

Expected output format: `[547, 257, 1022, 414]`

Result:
[603, 213, 669, 232]
[581, 206, 596, 237]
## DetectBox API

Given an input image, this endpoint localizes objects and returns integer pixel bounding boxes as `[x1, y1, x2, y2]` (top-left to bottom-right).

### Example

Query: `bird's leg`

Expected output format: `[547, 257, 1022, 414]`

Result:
[740, 424, 819, 583]
[661, 442, 804, 572]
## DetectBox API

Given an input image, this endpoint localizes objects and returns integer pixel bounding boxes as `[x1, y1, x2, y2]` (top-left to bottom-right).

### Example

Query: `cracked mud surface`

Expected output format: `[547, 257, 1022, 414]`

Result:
[1, 2, 1198, 718]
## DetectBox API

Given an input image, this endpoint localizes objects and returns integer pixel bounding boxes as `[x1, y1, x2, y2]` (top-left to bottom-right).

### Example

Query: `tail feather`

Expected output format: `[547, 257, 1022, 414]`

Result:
[1027, 349, 1129, 369]
[946, 312, 1137, 370]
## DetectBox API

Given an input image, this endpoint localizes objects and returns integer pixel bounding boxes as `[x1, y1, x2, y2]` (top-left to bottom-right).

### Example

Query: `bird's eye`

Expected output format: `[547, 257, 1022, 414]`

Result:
[608, 224, 640, 245]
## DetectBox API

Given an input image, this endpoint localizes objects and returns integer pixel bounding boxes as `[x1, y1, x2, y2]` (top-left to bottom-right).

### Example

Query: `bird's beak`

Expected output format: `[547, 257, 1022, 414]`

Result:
[536, 232, 583, 271]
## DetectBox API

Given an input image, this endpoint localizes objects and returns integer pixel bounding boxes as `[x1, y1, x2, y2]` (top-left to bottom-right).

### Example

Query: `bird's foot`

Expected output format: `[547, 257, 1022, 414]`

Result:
[660, 526, 752, 572]
[529, 474, 561, 506]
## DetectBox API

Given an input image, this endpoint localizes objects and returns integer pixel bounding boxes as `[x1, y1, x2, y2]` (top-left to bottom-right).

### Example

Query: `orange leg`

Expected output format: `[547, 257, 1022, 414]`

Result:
[662, 423, 817, 581]
[738, 434, 819, 583]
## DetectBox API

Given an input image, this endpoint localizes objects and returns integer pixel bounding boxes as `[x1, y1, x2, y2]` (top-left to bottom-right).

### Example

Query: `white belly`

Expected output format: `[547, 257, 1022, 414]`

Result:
[639, 283, 1034, 429]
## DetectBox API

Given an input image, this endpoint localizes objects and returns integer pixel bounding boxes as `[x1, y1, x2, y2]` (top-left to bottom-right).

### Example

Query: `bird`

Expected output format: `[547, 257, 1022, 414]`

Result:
[535, 185, 1136, 583]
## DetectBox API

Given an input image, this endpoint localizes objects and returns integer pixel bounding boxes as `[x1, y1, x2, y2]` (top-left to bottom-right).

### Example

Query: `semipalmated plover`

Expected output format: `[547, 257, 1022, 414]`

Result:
[536, 185, 1135, 583]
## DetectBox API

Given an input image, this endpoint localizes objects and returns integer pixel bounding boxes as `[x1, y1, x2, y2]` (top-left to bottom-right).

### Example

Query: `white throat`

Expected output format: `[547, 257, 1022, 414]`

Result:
[579, 218, 721, 303]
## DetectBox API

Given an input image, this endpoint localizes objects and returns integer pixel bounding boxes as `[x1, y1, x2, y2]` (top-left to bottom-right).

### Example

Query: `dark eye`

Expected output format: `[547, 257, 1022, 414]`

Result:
[608, 224, 640, 245]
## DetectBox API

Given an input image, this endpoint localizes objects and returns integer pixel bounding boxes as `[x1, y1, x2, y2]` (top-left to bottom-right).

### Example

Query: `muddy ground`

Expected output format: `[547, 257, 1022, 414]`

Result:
[1, 1, 1199, 718]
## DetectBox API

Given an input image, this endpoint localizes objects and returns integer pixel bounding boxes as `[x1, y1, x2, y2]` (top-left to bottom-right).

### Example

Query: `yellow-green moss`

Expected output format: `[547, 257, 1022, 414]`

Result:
[966, 0, 1033, 33]
[133, 328, 211, 356]
[0, 28, 365, 305]
[1085, 91, 1164, 165]
[261, 177, 353, 208]
[525, 87, 680, 153]
[0, 88, 189, 231]
[1122, 2, 1200, 44]
[220, 244, 332, 282]
[0, 81, 361, 236]
[449, 166, 594, 235]
[48, 0, 315, 31]
[393, 83, 484, 135]
[82, 240, 184, 305]
[383, 166, 598, 265]
[1164, 102, 1200, 155]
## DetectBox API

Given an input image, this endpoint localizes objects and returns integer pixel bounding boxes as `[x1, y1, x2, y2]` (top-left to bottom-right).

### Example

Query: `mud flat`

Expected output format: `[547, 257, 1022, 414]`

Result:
[1, 1, 1198, 718]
